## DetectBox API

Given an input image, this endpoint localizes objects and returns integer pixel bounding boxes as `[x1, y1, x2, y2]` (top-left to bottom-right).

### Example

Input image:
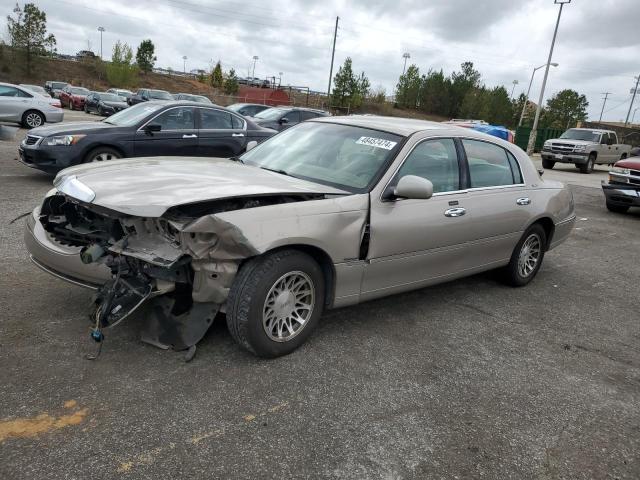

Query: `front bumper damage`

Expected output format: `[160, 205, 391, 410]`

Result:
[33, 193, 263, 354]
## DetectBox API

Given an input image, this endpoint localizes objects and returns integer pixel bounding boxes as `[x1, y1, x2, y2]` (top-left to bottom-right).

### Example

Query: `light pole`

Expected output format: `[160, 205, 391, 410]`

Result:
[510, 80, 519, 100]
[402, 52, 410, 75]
[182, 55, 187, 74]
[624, 75, 640, 126]
[252, 55, 259, 78]
[526, 0, 570, 155]
[518, 63, 558, 127]
[632, 107, 639, 125]
[97, 26, 105, 60]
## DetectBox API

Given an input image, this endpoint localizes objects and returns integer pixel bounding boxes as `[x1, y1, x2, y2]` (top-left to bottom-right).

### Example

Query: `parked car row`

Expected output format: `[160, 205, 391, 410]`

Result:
[0, 82, 63, 128]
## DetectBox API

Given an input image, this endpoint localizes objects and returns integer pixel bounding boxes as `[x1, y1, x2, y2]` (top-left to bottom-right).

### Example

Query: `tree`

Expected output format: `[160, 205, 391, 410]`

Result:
[395, 64, 421, 109]
[224, 68, 239, 95]
[135, 39, 156, 72]
[449, 61, 481, 117]
[331, 58, 369, 110]
[543, 89, 589, 129]
[210, 61, 224, 88]
[105, 41, 138, 87]
[369, 85, 387, 104]
[419, 69, 452, 116]
[7, 3, 56, 74]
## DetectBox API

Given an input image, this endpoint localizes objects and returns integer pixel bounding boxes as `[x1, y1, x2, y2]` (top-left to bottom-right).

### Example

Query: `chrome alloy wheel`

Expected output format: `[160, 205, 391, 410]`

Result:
[518, 233, 541, 278]
[262, 271, 315, 342]
[25, 112, 43, 128]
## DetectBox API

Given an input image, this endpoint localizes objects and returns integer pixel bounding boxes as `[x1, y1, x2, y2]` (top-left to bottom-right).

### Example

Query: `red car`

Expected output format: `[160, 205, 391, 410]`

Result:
[602, 156, 640, 213]
[59, 85, 91, 110]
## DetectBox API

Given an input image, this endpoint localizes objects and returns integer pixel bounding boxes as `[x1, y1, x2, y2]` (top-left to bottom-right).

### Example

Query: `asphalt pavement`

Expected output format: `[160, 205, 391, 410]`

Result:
[0, 120, 639, 479]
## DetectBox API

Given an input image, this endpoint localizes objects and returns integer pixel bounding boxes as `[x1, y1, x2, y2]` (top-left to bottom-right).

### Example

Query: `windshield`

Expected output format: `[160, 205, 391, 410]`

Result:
[99, 93, 123, 102]
[69, 87, 90, 95]
[560, 129, 601, 142]
[116, 90, 132, 98]
[226, 104, 243, 112]
[240, 122, 403, 192]
[103, 103, 164, 126]
[254, 108, 286, 120]
[52, 82, 66, 89]
[149, 90, 173, 100]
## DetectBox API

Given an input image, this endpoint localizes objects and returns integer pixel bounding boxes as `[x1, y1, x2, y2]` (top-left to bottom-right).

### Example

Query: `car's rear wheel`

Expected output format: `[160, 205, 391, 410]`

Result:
[579, 153, 596, 174]
[84, 104, 89, 113]
[84, 147, 122, 163]
[226, 249, 325, 358]
[502, 224, 547, 287]
[606, 201, 629, 214]
[68, 98, 74, 110]
[542, 159, 555, 169]
[21, 110, 45, 129]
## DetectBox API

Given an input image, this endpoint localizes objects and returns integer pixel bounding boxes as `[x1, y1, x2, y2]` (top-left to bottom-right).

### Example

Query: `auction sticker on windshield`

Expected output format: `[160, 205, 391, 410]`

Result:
[355, 136, 398, 150]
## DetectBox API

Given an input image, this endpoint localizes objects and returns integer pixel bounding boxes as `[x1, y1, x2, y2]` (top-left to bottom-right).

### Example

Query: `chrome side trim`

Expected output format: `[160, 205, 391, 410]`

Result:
[29, 255, 99, 290]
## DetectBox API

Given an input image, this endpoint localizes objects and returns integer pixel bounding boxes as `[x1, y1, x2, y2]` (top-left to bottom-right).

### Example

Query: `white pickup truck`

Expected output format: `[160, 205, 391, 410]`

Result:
[541, 128, 631, 174]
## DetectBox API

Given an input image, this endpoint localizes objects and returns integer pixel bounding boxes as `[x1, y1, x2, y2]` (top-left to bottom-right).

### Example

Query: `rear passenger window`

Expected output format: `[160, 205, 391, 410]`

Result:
[395, 138, 459, 193]
[200, 109, 232, 129]
[462, 139, 521, 188]
[231, 115, 244, 129]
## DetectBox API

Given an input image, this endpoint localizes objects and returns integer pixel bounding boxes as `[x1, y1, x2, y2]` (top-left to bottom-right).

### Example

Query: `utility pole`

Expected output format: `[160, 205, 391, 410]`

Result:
[519, 63, 558, 127]
[183, 56, 187, 74]
[327, 16, 339, 98]
[624, 75, 640, 126]
[598, 92, 611, 123]
[526, 0, 571, 155]
[402, 52, 410, 75]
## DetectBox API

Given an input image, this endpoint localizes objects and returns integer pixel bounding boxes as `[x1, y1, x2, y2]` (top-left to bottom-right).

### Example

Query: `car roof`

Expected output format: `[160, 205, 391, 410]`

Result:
[311, 115, 456, 136]
[230, 103, 267, 107]
[144, 100, 227, 108]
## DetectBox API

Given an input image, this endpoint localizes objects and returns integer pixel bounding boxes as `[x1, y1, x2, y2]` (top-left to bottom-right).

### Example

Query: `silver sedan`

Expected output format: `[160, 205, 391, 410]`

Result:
[25, 116, 575, 358]
[0, 82, 64, 128]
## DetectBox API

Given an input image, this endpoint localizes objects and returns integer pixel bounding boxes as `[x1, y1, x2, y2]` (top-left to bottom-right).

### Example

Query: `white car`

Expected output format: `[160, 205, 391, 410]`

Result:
[0, 82, 64, 129]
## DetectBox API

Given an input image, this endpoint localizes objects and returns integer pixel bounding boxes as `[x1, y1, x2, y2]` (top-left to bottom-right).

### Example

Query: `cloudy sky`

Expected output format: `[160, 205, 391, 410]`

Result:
[4, 0, 639, 122]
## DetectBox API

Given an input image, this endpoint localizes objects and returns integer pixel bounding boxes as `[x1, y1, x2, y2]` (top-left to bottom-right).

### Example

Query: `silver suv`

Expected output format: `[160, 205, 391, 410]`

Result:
[0, 82, 64, 129]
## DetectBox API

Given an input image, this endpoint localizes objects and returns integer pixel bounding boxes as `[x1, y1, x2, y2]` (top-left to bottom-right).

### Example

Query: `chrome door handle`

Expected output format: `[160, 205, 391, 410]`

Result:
[182, 134, 197, 138]
[444, 207, 466, 217]
[516, 197, 531, 206]
[232, 133, 245, 137]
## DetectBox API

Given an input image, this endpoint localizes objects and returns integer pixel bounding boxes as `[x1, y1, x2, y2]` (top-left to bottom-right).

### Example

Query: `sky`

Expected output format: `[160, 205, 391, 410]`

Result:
[3, 0, 639, 123]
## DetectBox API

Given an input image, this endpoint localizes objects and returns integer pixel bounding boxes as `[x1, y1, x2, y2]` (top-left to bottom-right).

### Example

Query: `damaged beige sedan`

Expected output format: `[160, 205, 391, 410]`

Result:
[25, 116, 575, 358]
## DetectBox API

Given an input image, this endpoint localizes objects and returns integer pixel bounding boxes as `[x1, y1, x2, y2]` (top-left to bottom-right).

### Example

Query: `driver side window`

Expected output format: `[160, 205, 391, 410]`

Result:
[395, 138, 460, 193]
[152, 107, 195, 130]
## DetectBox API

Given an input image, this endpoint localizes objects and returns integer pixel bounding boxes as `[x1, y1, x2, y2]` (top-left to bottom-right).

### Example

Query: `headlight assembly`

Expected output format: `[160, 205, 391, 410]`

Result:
[610, 167, 630, 175]
[45, 134, 86, 146]
[573, 145, 586, 152]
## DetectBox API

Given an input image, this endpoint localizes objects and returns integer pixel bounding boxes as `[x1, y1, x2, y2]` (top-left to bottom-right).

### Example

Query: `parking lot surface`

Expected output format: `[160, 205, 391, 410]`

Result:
[1, 122, 639, 479]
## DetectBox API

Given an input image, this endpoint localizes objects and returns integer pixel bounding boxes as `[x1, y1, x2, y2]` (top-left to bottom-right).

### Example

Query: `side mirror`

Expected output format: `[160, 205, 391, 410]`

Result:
[393, 175, 434, 200]
[144, 124, 161, 134]
[279, 117, 289, 124]
[246, 140, 258, 152]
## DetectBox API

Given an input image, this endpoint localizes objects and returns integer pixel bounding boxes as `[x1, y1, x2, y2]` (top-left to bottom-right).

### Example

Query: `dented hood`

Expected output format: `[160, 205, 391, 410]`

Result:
[55, 157, 348, 217]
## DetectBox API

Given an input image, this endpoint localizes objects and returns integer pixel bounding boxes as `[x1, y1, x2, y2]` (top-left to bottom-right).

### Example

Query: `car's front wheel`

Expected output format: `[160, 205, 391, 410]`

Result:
[503, 224, 547, 287]
[226, 249, 325, 358]
[84, 147, 122, 163]
[21, 110, 45, 129]
[542, 158, 555, 169]
[579, 153, 596, 174]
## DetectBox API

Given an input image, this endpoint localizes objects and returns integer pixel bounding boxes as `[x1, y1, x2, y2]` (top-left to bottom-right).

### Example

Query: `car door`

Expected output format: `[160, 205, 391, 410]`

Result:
[85, 93, 96, 112]
[197, 107, 247, 157]
[134, 106, 198, 157]
[361, 137, 475, 298]
[458, 138, 530, 265]
[598, 133, 612, 164]
[0, 85, 30, 121]
[608, 133, 621, 162]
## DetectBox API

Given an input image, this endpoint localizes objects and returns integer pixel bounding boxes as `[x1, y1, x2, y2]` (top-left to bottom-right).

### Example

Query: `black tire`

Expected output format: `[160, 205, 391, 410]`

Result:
[83, 146, 122, 163]
[606, 201, 629, 214]
[620, 154, 627, 161]
[68, 98, 74, 110]
[542, 158, 555, 169]
[578, 153, 596, 174]
[226, 249, 325, 358]
[97, 106, 104, 116]
[502, 224, 547, 287]
[21, 110, 45, 129]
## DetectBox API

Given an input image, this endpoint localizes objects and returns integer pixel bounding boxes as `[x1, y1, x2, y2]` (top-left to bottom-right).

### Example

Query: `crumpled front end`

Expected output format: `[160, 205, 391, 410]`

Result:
[30, 189, 338, 352]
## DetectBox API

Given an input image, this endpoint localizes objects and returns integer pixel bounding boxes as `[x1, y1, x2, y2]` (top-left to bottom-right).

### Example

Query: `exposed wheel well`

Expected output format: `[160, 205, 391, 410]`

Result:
[589, 151, 597, 159]
[532, 217, 555, 250]
[260, 244, 336, 308]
